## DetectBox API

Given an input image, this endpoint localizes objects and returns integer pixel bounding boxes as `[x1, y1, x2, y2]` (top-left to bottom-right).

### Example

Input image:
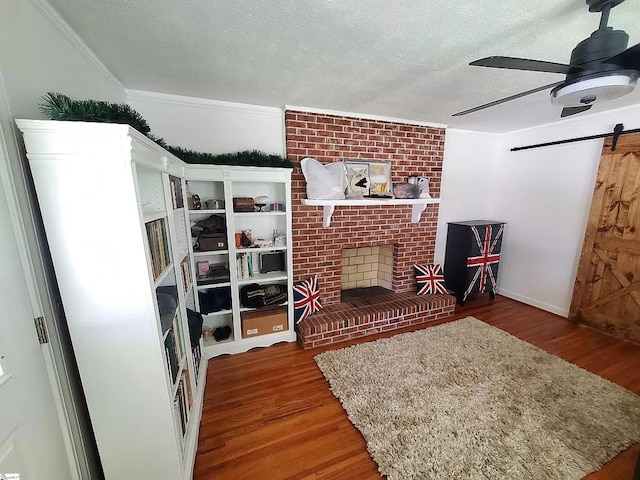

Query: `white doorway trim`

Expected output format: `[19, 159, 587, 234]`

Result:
[0, 70, 83, 480]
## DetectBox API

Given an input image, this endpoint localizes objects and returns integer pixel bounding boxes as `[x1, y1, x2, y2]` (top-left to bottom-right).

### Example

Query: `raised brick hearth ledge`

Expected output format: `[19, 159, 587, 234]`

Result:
[296, 292, 456, 349]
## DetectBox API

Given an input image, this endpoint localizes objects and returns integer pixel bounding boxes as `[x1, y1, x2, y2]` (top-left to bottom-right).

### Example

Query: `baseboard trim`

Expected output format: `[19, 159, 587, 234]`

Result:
[496, 288, 569, 318]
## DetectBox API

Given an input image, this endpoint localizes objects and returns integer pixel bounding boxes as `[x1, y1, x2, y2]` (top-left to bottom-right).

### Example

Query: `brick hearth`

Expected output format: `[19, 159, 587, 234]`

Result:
[296, 292, 456, 349]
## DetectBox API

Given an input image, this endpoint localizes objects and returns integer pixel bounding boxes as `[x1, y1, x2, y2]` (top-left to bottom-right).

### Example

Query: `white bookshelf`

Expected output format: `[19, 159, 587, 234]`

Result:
[17, 119, 206, 480]
[184, 165, 295, 358]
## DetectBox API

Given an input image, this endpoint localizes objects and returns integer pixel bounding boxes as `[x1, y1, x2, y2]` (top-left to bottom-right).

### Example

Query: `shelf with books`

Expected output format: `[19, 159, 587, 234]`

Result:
[179, 258, 191, 294]
[169, 175, 185, 210]
[173, 369, 192, 443]
[146, 217, 172, 280]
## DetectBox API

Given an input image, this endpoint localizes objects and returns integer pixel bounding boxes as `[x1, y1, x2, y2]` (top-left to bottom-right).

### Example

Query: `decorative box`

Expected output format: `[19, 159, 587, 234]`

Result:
[233, 197, 255, 212]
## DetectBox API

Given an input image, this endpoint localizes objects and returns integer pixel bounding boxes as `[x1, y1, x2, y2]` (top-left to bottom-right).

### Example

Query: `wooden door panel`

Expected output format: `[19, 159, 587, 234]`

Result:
[570, 134, 640, 344]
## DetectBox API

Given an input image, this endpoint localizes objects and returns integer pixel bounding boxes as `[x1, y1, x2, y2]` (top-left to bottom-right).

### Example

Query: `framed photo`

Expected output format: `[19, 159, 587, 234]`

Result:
[196, 261, 209, 279]
[344, 161, 370, 198]
[367, 160, 393, 198]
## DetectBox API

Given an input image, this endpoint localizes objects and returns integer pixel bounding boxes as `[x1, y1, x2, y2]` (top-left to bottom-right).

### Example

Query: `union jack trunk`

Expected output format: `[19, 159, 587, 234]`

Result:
[444, 221, 506, 305]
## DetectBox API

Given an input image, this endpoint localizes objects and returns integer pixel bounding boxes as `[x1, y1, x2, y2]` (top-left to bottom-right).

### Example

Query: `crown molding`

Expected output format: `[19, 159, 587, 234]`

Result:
[507, 101, 640, 136]
[26, 0, 124, 93]
[126, 89, 283, 117]
[445, 128, 502, 139]
[285, 105, 448, 129]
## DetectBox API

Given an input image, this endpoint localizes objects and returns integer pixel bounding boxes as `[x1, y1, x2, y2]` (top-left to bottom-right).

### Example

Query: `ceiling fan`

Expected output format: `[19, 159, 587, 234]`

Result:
[453, 0, 640, 118]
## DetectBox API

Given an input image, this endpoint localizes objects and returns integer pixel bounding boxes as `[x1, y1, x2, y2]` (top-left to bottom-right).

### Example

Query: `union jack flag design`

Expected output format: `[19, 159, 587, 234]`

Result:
[414, 264, 448, 295]
[463, 224, 504, 301]
[293, 275, 322, 324]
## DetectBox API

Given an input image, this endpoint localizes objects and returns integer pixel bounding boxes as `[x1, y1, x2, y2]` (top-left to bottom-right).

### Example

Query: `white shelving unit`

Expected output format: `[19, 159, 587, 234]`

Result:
[301, 197, 441, 226]
[185, 165, 295, 358]
[17, 119, 207, 480]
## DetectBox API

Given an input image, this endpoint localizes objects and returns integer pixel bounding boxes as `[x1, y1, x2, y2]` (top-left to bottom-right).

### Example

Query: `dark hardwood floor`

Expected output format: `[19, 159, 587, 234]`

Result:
[193, 295, 640, 480]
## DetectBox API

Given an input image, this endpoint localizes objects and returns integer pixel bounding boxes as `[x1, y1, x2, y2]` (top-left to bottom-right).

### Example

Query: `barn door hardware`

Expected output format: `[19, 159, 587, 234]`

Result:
[511, 123, 640, 152]
[611, 123, 624, 151]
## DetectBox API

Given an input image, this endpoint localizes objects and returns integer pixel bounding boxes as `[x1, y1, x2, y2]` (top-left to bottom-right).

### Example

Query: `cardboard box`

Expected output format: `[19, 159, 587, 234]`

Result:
[241, 307, 287, 338]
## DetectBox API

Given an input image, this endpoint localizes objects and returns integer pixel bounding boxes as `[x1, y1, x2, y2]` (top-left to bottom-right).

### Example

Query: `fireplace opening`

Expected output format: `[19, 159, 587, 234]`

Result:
[341, 245, 394, 301]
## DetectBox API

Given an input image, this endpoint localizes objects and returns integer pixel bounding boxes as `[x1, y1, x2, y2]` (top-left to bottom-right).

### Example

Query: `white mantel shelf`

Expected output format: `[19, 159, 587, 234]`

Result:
[301, 198, 441, 227]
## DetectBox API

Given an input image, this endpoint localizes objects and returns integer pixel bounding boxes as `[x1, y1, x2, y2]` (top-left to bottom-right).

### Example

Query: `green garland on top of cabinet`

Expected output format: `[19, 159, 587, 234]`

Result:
[37, 92, 293, 168]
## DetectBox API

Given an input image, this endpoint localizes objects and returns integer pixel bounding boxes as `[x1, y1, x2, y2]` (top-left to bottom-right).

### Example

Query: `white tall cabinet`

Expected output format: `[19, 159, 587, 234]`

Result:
[17, 120, 206, 480]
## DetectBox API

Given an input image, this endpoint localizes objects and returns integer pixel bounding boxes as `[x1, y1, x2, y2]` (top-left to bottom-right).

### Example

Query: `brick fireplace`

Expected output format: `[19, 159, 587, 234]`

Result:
[285, 109, 455, 347]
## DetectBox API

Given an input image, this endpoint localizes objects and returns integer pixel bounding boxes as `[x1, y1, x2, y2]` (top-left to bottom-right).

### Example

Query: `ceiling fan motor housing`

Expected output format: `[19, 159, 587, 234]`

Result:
[567, 27, 629, 78]
[586, 0, 625, 12]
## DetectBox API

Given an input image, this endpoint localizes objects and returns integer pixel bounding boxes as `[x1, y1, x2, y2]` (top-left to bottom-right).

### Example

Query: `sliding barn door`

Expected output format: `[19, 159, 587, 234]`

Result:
[570, 133, 640, 344]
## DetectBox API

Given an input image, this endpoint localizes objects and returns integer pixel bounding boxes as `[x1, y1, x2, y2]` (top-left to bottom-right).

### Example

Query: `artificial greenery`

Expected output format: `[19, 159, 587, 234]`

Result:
[37, 92, 292, 168]
[168, 147, 292, 167]
[38, 92, 151, 135]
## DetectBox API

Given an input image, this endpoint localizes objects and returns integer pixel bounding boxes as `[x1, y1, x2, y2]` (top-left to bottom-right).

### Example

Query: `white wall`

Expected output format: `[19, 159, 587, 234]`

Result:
[440, 104, 640, 316]
[494, 105, 640, 316]
[0, 0, 125, 478]
[127, 90, 285, 155]
[0, 0, 124, 117]
[435, 129, 502, 265]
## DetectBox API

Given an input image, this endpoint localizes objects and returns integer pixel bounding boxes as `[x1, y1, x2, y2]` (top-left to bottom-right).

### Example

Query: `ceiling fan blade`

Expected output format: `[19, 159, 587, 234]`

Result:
[602, 42, 640, 70]
[470, 56, 581, 74]
[560, 105, 592, 118]
[452, 81, 564, 117]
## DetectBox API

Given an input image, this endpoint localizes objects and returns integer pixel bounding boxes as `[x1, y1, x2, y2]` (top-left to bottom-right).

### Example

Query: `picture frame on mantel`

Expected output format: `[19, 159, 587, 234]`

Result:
[367, 160, 393, 198]
[344, 160, 370, 198]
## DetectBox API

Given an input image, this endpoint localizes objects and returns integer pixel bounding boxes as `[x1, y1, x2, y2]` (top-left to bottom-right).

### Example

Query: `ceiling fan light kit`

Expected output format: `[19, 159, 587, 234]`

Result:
[455, 0, 640, 118]
[550, 71, 638, 107]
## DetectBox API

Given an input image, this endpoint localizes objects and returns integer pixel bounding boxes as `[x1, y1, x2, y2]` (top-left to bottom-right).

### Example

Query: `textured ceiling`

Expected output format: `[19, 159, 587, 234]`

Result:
[45, 0, 640, 133]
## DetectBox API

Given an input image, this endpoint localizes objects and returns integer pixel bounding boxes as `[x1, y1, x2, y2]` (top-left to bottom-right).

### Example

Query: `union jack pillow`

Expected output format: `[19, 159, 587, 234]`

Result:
[414, 264, 448, 295]
[293, 275, 322, 324]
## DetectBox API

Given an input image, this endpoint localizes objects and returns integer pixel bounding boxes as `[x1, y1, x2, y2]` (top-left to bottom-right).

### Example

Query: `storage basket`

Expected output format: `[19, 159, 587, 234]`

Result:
[233, 197, 255, 212]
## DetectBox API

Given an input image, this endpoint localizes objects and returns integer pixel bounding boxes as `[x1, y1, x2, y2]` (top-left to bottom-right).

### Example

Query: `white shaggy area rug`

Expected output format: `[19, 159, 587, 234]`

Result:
[314, 317, 640, 480]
